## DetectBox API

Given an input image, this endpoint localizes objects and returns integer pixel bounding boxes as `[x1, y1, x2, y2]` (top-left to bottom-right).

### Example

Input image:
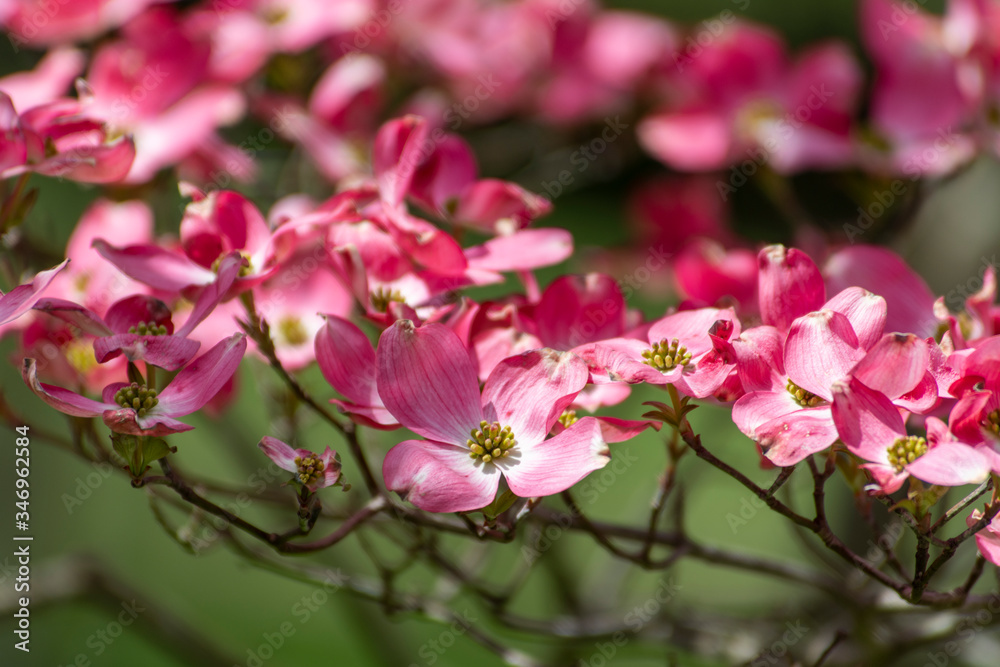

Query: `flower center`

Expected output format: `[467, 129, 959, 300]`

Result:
[467, 421, 517, 464]
[278, 317, 308, 346]
[886, 435, 928, 473]
[370, 287, 405, 313]
[114, 382, 159, 417]
[787, 379, 822, 407]
[558, 409, 578, 428]
[294, 455, 325, 486]
[212, 252, 253, 277]
[127, 320, 168, 336]
[983, 409, 1000, 436]
[65, 339, 98, 375]
[642, 338, 691, 372]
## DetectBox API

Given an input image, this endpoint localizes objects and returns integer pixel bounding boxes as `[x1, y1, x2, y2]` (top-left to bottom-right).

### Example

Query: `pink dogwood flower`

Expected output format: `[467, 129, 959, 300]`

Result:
[32, 252, 243, 371]
[732, 288, 891, 465]
[377, 320, 610, 513]
[832, 377, 990, 493]
[577, 307, 739, 399]
[22, 333, 247, 437]
[258, 436, 342, 492]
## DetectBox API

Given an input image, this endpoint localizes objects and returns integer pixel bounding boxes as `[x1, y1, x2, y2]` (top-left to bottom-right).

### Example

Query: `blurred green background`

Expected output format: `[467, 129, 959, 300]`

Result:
[5, 0, 1000, 666]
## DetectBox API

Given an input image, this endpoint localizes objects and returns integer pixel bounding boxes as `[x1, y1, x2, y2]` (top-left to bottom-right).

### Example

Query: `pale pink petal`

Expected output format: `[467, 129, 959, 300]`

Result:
[823, 287, 887, 350]
[383, 439, 500, 513]
[824, 245, 936, 336]
[482, 349, 588, 447]
[330, 401, 399, 430]
[376, 320, 483, 445]
[577, 337, 675, 385]
[465, 228, 573, 272]
[785, 310, 863, 400]
[22, 358, 113, 417]
[648, 307, 738, 357]
[758, 245, 825, 332]
[501, 417, 610, 498]
[757, 408, 841, 466]
[157, 333, 247, 416]
[733, 390, 804, 439]
[638, 108, 733, 171]
[731, 325, 785, 393]
[907, 443, 991, 487]
[830, 378, 902, 463]
[258, 436, 299, 472]
[852, 333, 930, 398]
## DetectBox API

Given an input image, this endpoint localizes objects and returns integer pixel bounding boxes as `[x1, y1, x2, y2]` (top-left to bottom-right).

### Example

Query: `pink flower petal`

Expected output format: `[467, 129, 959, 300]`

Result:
[906, 442, 991, 487]
[31, 296, 112, 336]
[22, 358, 113, 417]
[93, 240, 216, 291]
[315, 315, 380, 407]
[157, 333, 247, 416]
[0, 260, 69, 325]
[733, 390, 804, 440]
[785, 310, 863, 401]
[383, 439, 500, 513]
[104, 295, 173, 334]
[830, 378, 903, 462]
[535, 273, 625, 350]
[373, 116, 429, 208]
[103, 409, 195, 437]
[823, 287, 887, 350]
[592, 416, 660, 443]
[731, 326, 785, 393]
[756, 408, 841, 466]
[758, 245, 825, 332]
[258, 436, 299, 472]
[501, 417, 610, 498]
[824, 245, 936, 337]
[465, 228, 573, 272]
[482, 349, 588, 447]
[376, 320, 483, 445]
[93, 333, 201, 371]
[852, 333, 929, 399]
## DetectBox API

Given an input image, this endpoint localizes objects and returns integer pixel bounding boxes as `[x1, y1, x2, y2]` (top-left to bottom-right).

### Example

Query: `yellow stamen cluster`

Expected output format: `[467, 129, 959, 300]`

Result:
[294, 455, 326, 486]
[984, 409, 1000, 436]
[467, 421, 516, 463]
[558, 409, 578, 428]
[787, 379, 823, 408]
[370, 286, 405, 313]
[65, 339, 98, 375]
[642, 338, 691, 372]
[278, 317, 309, 346]
[887, 435, 928, 473]
[212, 252, 253, 277]
[127, 321, 168, 336]
[114, 382, 159, 417]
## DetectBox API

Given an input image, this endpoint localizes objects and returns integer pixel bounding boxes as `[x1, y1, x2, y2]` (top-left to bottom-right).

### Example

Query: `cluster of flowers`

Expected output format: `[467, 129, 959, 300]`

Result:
[4, 105, 1000, 566]
[4, 0, 1000, 184]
